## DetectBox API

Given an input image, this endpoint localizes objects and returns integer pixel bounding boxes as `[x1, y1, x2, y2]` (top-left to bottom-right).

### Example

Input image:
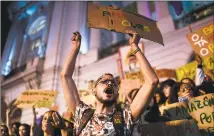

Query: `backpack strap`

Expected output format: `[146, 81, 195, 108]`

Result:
[112, 108, 125, 136]
[76, 109, 95, 136]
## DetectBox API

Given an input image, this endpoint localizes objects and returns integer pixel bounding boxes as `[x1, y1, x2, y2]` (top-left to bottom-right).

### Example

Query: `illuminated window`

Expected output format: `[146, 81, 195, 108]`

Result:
[28, 16, 47, 58]
[169, 1, 214, 29]
[31, 39, 41, 51]
[28, 16, 46, 35]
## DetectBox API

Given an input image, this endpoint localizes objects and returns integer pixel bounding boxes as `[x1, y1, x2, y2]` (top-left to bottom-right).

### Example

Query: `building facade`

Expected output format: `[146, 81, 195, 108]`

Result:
[1, 1, 213, 124]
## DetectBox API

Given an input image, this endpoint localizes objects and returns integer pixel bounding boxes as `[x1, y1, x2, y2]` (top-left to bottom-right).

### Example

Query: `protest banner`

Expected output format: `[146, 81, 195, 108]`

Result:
[159, 94, 214, 133]
[136, 119, 201, 136]
[14, 90, 58, 108]
[159, 102, 191, 120]
[88, 3, 164, 45]
[155, 68, 176, 80]
[176, 55, 214, 81]
[186, 22, 214, 59]
[176, 61, 197, 81]
[187, 93, 214, 133]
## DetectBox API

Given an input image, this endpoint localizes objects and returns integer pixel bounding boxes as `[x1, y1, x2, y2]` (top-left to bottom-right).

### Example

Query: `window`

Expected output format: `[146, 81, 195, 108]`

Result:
[1, 3, 50, 77]
[169, 1, 214, 29]
[28, 16, 46, 35]
[31, 39, 41, 51]
[27, 16, 47, 58]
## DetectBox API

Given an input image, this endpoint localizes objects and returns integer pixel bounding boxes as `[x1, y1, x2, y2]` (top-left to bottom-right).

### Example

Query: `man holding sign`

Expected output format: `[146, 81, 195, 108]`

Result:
[60, 30, 158, 136]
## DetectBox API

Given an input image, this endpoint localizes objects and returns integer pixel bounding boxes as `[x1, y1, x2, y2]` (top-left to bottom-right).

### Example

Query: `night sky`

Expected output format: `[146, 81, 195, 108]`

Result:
[1, 1, 12, 56]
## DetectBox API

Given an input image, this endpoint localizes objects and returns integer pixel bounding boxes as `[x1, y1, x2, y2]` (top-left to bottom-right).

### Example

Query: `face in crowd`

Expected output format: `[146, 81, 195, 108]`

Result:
[161, 79, 176, 99]
[177, 83, 194, 99]
[163, 85, 171, 98]
[42, 111, 55, 133]
[1, 125, 9, 136]
[93, 73, 119, 106]
[155, 93, 161, 104]
[181, 78, 195, 88]
[12, 122, 20, 135]
[19, 124, 30, 136]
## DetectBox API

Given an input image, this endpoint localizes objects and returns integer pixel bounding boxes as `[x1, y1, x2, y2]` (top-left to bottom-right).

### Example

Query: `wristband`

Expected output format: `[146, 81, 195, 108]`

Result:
[133, 48, 141, 55]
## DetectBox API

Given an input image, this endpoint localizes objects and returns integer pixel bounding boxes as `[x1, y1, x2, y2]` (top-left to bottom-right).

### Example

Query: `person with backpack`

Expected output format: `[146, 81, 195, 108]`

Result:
[60, 31, 159, 136]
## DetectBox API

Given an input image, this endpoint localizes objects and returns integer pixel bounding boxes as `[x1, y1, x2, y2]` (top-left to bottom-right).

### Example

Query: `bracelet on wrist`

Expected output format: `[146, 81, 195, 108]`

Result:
[133, 48, 141, 55]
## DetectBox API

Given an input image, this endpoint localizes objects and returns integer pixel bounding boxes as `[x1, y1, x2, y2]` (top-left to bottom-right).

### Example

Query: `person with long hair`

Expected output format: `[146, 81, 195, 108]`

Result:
[40, 110, 72, 136]
[1, 124, 9, 136]
[154, 89, 166, 107]
[41, 110, 62, 136]
[160, 79, 176, 105]
[19, 124, 30, 136]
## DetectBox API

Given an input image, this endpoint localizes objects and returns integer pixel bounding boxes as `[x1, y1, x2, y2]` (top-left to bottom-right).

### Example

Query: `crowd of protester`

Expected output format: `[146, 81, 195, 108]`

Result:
[2, 73, 213, 136]
[1, 32, 213, 136]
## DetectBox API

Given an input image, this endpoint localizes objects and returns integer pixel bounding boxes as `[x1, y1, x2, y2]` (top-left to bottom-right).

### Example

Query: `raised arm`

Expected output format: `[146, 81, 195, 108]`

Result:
[6, 109, 12, 135]
[30, 106, 37, 136]
[60, 32, 81, 114]
[129, 33, 159, 121]
[195, 55, 205, 86]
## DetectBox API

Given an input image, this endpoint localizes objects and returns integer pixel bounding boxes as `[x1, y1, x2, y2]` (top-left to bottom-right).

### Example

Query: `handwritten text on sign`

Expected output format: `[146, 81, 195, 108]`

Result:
[186, 22, 214, 58]
[88, 3, 164, 45]
[14, 90, 58, 108]
[160, 94, 214, 133]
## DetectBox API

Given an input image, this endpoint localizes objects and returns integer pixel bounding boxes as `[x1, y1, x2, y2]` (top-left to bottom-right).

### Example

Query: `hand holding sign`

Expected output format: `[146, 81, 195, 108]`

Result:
[128, 31, 141, 47]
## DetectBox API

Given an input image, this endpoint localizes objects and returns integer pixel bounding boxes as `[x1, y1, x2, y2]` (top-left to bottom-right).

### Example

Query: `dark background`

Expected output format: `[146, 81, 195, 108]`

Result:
[1, 1, 12, 56]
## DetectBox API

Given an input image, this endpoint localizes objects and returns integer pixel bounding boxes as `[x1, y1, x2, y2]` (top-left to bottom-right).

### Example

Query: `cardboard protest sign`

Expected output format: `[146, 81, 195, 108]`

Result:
[159, 102, 191, 120]
[125, 71, 145, 83]
[14, 90, 58, 108]
[135, 119, 201, 136]
[187, 93, 214, 133]
[159, 94, 214, 133]
[176, 55, 214, 81]
[203, 55, 214, 70]
[186, 22, 214, 58]
[155, 68, 176, 79]
[176, 61, 197, 81]
[88, 3, 164, 45]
